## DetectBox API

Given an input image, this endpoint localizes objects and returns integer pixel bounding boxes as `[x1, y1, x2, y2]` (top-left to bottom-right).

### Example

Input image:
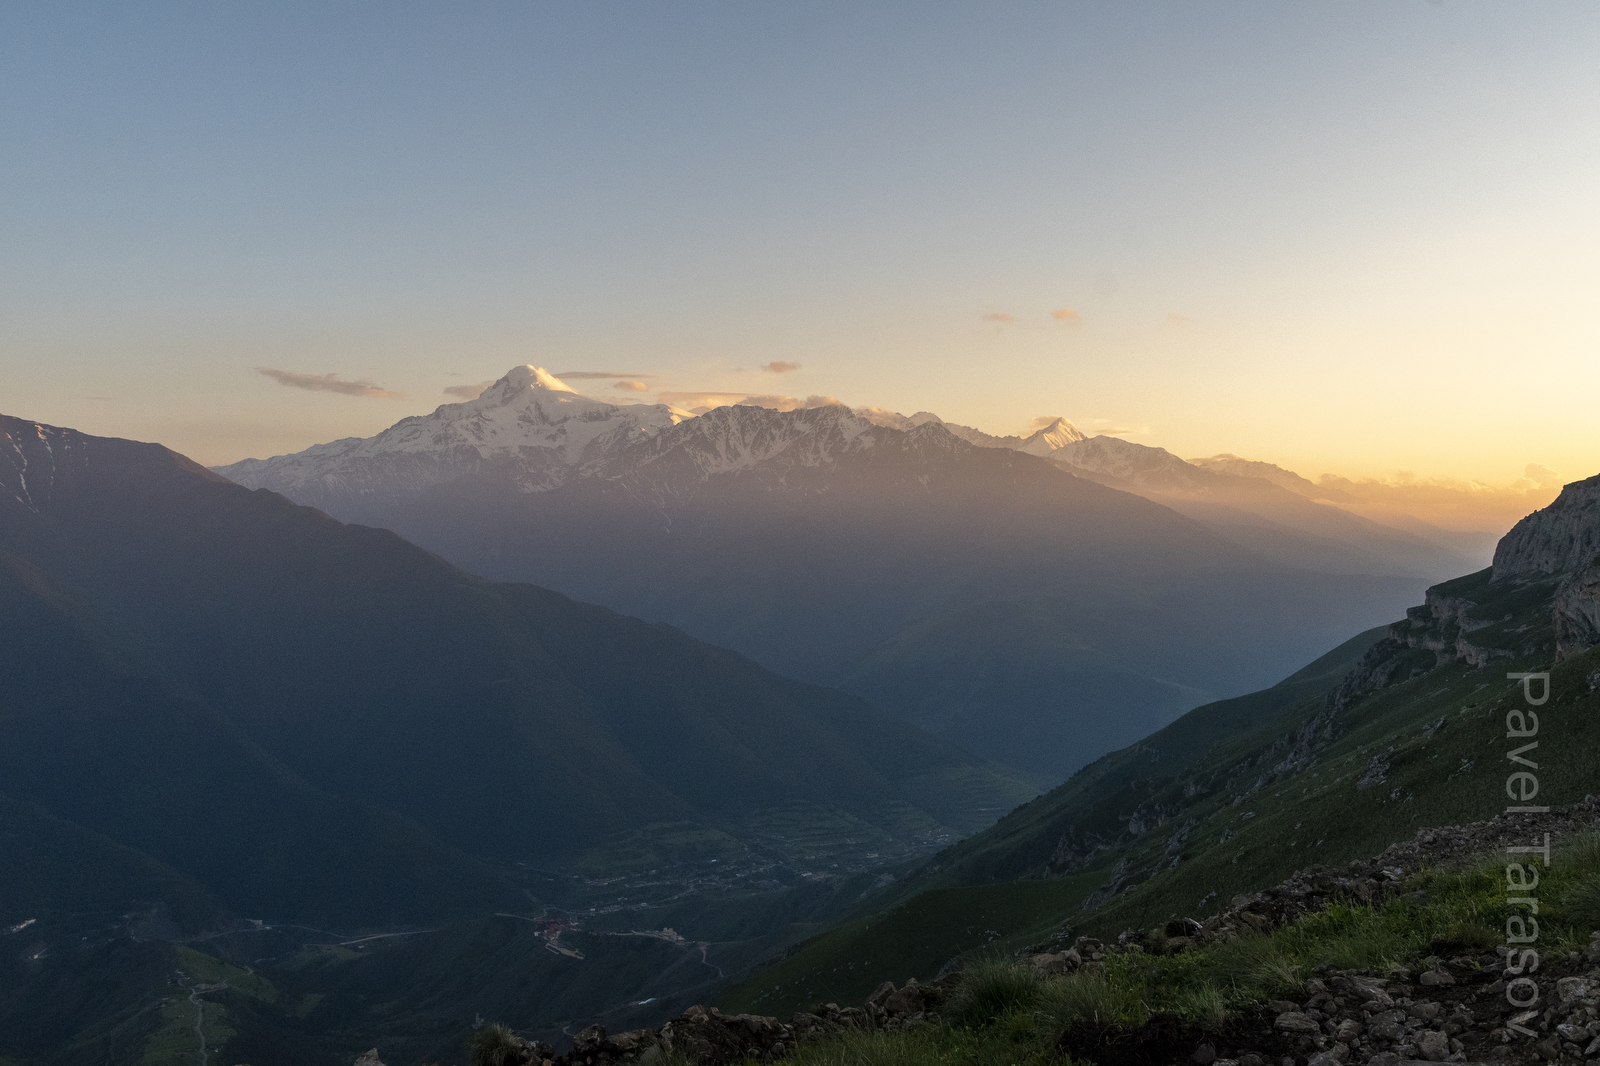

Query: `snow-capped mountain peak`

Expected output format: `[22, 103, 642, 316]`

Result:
[1018, 417, 1087, 455]
[494, 363, 579, 395]
[215, 366, 1101, 504]
[215, 365, 694, 500]
[853, 405, 1085, 455]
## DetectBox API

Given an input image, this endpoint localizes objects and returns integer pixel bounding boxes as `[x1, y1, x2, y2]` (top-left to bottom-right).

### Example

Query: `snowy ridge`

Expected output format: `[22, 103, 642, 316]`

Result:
[619, 403, 883, 479]
[1189, 453, 1324, 498]
[217, 365, 693, 496]
[1, 418, 85, 514]
[854, 407, 1085, 455]
[209, 364, 1167, 506]
[1050, 436, 1209, 488]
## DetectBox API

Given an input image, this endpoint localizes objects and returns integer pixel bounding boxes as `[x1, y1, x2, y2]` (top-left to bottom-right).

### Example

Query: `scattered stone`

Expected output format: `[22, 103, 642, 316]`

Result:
[1306, 1043, 1349, 1066]
[1417, 1030, 1451, 1061]
[657, 1006, 789, 1065]
[1556, 976, 1590, 1003]
[1276, 1012, 1322, 1035]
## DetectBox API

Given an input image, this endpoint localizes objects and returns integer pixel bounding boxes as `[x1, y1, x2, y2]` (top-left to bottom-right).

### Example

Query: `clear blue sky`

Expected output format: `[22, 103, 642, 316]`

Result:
[3, 2, 1597, 481]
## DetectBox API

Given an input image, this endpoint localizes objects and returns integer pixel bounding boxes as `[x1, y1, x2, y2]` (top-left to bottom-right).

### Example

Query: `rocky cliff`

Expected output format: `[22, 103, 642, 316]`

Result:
[1333, 472, 1600, 706]
[1493, 473, 1600, 580]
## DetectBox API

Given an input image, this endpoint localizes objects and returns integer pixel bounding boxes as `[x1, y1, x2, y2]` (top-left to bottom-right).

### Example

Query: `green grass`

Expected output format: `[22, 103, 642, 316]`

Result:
[710, 837, 1600, 1066]
[469, 1023, 526, 1066]
[776, 1026, 1064, 1066]
[727, 633, 1600, 1019]
[945, 961, 1048, 1028]
[722, 873, 1104, 1017]
[137, 995, 234, 1066]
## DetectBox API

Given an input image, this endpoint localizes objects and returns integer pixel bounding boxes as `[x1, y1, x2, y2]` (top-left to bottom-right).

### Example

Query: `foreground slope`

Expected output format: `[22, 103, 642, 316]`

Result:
[723, 475, 1600, 1017]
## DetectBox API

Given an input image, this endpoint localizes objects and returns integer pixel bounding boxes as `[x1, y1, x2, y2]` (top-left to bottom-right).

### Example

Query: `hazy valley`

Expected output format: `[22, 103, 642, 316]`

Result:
[3, 371, 1589, 1066]
[217, 367, 1489, 779]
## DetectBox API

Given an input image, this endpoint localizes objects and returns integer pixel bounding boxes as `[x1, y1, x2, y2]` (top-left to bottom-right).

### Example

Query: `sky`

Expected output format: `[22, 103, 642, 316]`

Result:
[2, 2, 1597, 487]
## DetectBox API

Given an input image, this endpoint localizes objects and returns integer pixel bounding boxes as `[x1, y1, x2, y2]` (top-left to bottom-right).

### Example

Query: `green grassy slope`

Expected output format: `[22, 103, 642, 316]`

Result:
[825, 623, 1389, 915]
[717, 834, 1600, 1066]
[722, 573, 1599, 1018]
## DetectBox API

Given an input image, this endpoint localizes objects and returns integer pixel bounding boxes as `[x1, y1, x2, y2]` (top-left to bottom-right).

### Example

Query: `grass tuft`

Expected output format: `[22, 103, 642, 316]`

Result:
[946, 960, 1046, 1028]
[469, 1023, 525, 1066]
[1035, 967, 1150, 1033]
[774, 1026, 1059, 1066]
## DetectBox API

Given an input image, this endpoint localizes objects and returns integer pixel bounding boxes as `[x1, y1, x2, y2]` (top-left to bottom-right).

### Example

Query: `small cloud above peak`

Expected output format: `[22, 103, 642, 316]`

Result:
[982, 312, 1014, 323]
[656, 391, 843, 413]
[761, 361, 801, 374]
[257, 368, 401, 398]
[1165, 312, 1190, 325]
[1051, 308, 1080, 322]
[444, 380, 496, 400]
[614, 380, 650, 393]
[500, 366, 577, 393]
[1524, 463, 1561, 486]
[1081, 417, 1147, 437]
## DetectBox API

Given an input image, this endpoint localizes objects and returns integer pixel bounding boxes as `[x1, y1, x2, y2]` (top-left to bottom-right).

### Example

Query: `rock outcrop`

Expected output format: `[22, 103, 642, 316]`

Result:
[1554, 561, 1600, 661]
[474, 977, 959, 1066]
[1330, 470, 1600, 703]
[1493, 474, 1600, 580]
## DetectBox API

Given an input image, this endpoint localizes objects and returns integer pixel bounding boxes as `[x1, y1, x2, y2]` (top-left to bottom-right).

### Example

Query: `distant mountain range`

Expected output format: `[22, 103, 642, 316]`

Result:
[217, 366, 1480, 778]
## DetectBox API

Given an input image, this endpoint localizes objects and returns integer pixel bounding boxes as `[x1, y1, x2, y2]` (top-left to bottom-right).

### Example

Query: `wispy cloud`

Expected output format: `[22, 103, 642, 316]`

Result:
[982, 312, 1014, 322]
[1081, 417, 1146, 437]
[443, 380, 496, 400]
[1165, 312, 1190, 325]
[1524, 463, 1561, 486]
[257, 368, 401, 398]
[1051, 308, 1081, 323]
[1316, 470, 1562, 530]
[557, 370, 660, 380]
[1029, 415, 1064, 430]
[761, 361, 802, 374]
[656, 391, 843, 413]
[613, 380, 650, 393]
[656, 392, 749, 410]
